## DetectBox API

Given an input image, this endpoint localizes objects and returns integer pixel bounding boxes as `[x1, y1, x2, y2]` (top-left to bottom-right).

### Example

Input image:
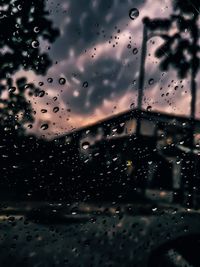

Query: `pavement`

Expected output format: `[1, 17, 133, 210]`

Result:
[0, 197, 200, 266]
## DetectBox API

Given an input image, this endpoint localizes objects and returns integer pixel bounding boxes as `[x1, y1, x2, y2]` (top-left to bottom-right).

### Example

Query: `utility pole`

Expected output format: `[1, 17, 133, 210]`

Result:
[186, 12, 199, 208]
[136, 20, 148, 136]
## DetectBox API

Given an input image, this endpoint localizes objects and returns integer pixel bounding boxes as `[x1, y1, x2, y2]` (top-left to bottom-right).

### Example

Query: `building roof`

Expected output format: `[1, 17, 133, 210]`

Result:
[57, 109, 200, 140]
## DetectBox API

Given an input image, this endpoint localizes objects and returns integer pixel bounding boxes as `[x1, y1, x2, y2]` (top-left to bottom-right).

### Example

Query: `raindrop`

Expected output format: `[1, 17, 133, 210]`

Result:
[34, 27, 40, 33]
[47, 78, 53, 83]
[132, 80, 136, 85]
[82, 142, 90, 150]
[53, 97, 57, 101]
[41, 109, 47, 113]
[31, 40, 39, 48]
[147, 105, 152, 111]
[132, 48, 138, 55]
[130, 103, 135, 109]
[148, 78, 154, 85]
[38, 82, 44, 86]
[40, 124, 48, 130]
[24, 84, 30, 89]
[53, 107, 59, 113]
[0, 11, 5, 19]
[8, 87, 16, 93]
[12, 165, 18, 169]
[83, 81, 88, 88]
[59, 78, 66, 85]
[27, 124, 33, 129]
[38, 90, 45, 97]
[129, 8, 139, 20]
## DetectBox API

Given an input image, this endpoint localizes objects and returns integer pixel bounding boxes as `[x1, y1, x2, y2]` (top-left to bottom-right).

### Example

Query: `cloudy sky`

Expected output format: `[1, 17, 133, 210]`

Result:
[20, 0, 200, 138]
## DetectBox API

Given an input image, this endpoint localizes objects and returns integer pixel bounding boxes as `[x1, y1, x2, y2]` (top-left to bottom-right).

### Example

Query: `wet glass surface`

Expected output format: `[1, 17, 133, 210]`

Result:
[0, 0, 200, 266]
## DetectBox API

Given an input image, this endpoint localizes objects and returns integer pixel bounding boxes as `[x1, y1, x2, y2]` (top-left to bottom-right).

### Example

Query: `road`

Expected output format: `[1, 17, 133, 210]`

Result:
[0, 201, 200, 266]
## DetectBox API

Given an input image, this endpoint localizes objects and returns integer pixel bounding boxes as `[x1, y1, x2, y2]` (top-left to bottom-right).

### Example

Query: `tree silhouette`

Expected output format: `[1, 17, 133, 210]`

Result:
[0, 0, 59, 135]
[145, 0, 199, 146]
[145, 0, 199, 206]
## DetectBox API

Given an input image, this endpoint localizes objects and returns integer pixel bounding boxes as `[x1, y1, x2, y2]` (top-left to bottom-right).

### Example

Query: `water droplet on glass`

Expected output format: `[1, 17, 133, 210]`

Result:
[147, 105, 152, 111]
[148, 78, 154, 85]
[53, 97, 57, 101]
[41, 124, 48, 130]
[132, 80, 136, 85]
[0, 11, 5, 19]
[8, 87, 16, 93]
[59, 78, 66, 85]
[31, 40, 39, 48]
[34, 27, 40, 33]
[47, 78, 53, 83]
[27, 124, 33, 129]
[41, 109, 47, 113]
[38, 82, 44, 86]
[83, 81, 88, 88]
[130, 103, 135, 109]
[24, 84, 30, 89]
[53, 107, 59, 113]
[129, 8, 139, 20]
[82, 142, 90, 150]
[132, 48, 138, 55]
[38, 90, 45, 97]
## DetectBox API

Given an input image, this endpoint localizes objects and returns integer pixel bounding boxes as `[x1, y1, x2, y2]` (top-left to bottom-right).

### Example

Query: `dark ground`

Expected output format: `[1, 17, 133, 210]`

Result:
[0, 197, 200, 267]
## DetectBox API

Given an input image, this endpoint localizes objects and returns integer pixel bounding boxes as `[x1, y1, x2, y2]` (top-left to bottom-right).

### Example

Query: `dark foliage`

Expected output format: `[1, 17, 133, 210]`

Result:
[0, 0, 59, 134]
[146, 0, 199, 78]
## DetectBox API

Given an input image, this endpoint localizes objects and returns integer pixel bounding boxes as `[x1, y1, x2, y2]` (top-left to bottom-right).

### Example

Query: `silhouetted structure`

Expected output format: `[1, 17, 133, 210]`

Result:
[58, 108, 200, 204]
[141, 1, 200, 206]
[2, 108, 200, 206]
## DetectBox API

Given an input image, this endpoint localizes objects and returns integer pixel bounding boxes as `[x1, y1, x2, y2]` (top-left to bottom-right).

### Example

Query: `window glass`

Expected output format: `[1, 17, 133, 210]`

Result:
[0, 1, 200, 266]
